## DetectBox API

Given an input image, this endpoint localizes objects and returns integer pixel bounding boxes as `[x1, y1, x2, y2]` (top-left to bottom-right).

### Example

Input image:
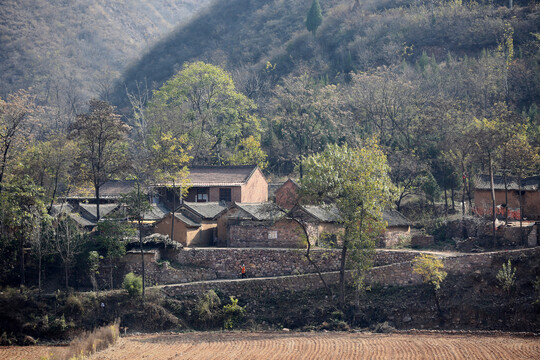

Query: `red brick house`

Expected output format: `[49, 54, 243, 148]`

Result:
[275, 179, 300, 210]
[216, 203, 305, 248]
[182, 165, 268, 203]
[474, 175, 540, 220]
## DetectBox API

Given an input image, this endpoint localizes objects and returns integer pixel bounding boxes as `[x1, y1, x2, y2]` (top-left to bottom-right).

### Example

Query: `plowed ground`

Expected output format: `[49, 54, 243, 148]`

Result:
[2, 332, 538, 360]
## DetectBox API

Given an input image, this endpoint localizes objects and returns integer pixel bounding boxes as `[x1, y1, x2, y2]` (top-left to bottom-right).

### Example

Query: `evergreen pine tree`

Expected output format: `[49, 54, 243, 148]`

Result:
[306, 0, 323, 35]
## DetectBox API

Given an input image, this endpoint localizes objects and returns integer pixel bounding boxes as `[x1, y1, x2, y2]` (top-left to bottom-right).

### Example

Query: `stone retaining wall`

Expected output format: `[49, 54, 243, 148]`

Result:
[159, 247, 540, 299]
[121, 248, 431, 285]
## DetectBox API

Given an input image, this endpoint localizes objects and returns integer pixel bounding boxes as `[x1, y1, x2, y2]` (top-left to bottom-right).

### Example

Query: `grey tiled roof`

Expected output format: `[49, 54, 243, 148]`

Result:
[182, 202, 228, 219]
[475, 175, 540, 191]
[50, 203, 74, 217]
[181, 165, 259, 186]
[143, 203, 169, 221]
[79, 203, 120, 220]
[301, 205, 341, 222]
[173, 212, 201, 227]
[67, 180, 138, 199]
[383, 209, 411, 227]
[234, 202, 285, 221]
[69, 214, 96, 227]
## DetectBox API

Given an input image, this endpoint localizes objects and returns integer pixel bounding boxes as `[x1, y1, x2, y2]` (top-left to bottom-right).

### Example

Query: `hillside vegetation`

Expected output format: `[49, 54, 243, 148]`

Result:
[114, 0, 538, 108]
[0, 0, 210, 102]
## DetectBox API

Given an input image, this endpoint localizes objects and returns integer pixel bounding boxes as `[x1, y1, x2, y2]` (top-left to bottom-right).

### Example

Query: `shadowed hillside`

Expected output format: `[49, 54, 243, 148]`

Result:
[113, 0, 538, 110]
[0, 0, 211, 101]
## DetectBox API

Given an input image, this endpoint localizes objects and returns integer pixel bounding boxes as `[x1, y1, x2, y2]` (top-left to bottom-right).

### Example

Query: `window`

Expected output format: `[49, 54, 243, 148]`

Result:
[219, 188, 231, 202]
[196, 188, 208, 202]
[268, 230, 278, 239]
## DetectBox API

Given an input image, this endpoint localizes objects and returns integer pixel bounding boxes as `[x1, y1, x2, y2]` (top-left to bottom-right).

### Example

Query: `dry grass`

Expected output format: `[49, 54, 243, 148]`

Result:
[44, 320, 120, 360]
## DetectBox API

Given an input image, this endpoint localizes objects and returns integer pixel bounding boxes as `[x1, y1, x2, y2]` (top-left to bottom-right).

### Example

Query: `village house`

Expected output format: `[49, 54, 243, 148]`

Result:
[379, 209, 412, 247]
[289, 204, 343, 245]
[474, 175, 540, 220]
[158, 165, 268, 207]
[274, 179, 412, 248]
[153, 202, 227, 247]
[216, 202, 305, 248]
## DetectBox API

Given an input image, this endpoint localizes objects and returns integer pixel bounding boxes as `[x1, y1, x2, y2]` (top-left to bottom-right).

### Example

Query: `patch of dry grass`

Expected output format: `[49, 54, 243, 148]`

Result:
[43, 320, 119, 360]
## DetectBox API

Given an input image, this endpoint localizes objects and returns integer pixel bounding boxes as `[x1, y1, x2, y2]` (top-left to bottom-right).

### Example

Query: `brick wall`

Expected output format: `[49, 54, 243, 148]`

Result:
[229, 219, 305, 248]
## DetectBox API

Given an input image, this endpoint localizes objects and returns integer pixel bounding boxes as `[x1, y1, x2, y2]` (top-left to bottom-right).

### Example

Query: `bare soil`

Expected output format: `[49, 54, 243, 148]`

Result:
[3, 332, 538, 360]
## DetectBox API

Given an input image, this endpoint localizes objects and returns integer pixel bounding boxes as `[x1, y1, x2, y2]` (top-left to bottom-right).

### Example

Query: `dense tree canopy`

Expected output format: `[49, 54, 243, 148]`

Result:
[300, 138, 396, 307]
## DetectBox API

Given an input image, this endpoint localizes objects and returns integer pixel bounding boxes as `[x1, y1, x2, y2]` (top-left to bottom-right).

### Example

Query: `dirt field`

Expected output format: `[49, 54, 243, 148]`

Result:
[2, 332, 539, 360]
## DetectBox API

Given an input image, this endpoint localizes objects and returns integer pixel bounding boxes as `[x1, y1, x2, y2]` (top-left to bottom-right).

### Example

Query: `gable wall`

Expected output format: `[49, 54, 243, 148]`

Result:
[154, 214, 190, 246]
[241, 168, 268, 203]
[275, 180, 299, 210]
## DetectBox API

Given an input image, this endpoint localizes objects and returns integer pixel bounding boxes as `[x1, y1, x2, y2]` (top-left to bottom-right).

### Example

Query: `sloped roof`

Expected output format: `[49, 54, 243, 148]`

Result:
[182, 165, 259, 186]
[475, 175, 540, 191]
[232, 202, 285, 221]
[67, 180, 137, 199]
[50, 203, 74, 217]
[79, 203, 120, 220]
[141, 203, 169, 222]
[383, 209, 411, 227]
[301, 204, 341, 223]
[69, 214, 96, 227]
[50, 203, 96, 227]
[182, 202, 228, 219]
[173, 213, 201, 227]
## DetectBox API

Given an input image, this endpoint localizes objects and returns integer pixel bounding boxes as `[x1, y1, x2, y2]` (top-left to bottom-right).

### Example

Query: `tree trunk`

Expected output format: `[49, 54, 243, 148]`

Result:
[302, 222, 331, 294]
[339, 234, 349, 309]
[38, 252, 42, 292]
[171, 180, 176, 242]
[451, 186, 455, 211]
[461, 166, 466, 218]
[489, 153, 497, 248]
[444, 183, 448, 217]
[504, 171, 509, 225]
[109, 260, 114, 290]
[518, 178, 524, 245]
[65, 263, 69, 289]
[434, 288, 444, 326]
[96, 184, 101, 221]
[137, 181, 146, 302]
[19, 237, 25, 289]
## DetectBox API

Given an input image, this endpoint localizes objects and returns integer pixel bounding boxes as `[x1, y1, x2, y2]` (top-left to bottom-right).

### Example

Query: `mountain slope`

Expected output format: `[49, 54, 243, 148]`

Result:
[112, 0, 538, 110]
[0, 0, 211, 100]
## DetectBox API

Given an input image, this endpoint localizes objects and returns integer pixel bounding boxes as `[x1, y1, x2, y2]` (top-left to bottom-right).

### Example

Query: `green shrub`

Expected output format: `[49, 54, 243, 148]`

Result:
[196, 290, 221, 327]
[64, 294, 84, 317]
[50, 314, 69, 334]
[223, 296, 245, 330]
[496, 260, 516, 295]
[122, 273, 143, 297]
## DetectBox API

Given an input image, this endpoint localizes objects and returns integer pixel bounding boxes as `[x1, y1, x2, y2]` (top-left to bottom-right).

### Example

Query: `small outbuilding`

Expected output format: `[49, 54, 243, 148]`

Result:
[216, 202, 305, 248]
[153, 202, 227, 247]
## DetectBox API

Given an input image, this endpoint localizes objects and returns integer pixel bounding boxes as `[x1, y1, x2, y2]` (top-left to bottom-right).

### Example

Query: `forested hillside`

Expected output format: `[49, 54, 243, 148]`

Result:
[115, 0, 539, 186]
[0, 0, 210, 104]
[114, 0, 538, 107]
